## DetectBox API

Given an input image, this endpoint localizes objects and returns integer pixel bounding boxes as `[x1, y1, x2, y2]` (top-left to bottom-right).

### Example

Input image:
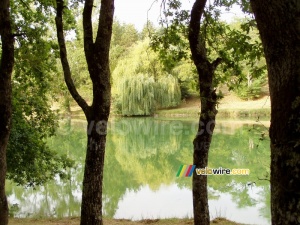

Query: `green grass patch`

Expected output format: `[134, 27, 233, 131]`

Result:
[155, 107, 270, 119]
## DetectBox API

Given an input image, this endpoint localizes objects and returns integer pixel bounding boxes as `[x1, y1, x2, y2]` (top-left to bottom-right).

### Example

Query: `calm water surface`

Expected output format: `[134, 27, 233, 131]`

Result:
[7, 117, 271, 224]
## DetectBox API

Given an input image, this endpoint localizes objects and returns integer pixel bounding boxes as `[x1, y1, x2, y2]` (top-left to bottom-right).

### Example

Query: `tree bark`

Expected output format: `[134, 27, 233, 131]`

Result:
[188, 1, 222, 224]
[250, 1, 300, 224]
[80, 119, 108, 225]
[55, 0, 114, 225]
[0, 0, 14, 224]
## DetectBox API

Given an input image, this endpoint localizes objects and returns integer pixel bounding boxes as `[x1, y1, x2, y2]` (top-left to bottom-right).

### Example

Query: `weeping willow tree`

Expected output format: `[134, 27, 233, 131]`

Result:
[120, 74, 155, 116]
[118, 74, 181, 116]
[155, 74, 181, 108]
[111, 38, 182, 116]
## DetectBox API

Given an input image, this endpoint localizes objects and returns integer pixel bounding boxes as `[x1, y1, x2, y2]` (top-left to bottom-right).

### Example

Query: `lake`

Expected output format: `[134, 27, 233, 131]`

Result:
[6, 117, 271, 224]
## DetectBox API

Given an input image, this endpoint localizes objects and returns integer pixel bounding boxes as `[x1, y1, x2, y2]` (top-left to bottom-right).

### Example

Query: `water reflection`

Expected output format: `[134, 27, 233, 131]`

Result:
[7, 118, 271, 224]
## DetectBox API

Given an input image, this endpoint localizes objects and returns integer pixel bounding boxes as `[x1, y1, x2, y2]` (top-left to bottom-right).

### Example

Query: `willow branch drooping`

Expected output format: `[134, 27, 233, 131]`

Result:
[119, 74, 181, 116]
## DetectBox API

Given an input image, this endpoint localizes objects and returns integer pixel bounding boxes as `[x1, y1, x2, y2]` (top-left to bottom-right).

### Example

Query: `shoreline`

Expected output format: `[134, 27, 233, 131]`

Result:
[67, 94, 271, 120]
[9, 217, 243, 225]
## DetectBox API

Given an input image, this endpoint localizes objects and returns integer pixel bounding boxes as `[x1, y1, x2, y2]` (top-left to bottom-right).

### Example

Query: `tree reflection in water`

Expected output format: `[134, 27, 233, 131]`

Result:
[6, 118, 270, 224]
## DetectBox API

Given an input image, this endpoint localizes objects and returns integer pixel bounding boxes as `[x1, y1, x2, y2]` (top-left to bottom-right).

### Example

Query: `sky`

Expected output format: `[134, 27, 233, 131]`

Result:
[114, 0, 178, 31]
[114, 0, 245, 31]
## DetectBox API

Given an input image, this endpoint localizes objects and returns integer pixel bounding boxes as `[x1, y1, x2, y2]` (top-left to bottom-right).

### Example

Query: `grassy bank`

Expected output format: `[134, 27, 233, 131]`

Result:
[70, 107, 270, 120]
[9, 217, 242, 225]
[156, 107, 270, 119]
[64, 93, 271, 120]
[155, 94, 270, 119]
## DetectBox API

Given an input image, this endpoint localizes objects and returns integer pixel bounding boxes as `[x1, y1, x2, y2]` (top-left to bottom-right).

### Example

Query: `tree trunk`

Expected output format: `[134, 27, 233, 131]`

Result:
[55, 1, 114, 225]
[250, 1, 300, 224]
[80, 116, 109, 225]
[0, 0, 14, 224]
[188, 1, 222, 224]
[192, 67, 218, 225]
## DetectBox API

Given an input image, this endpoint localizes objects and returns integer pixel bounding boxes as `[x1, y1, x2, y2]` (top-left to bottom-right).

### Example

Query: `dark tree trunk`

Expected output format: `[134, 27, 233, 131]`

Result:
[0, 0, 14, 224]
[192, 67, 217, 225]
[250, 1, 300, 224]
[55, 0, 114, 225]
[80, 117, 109, 225]
[188, 1, 222, 224]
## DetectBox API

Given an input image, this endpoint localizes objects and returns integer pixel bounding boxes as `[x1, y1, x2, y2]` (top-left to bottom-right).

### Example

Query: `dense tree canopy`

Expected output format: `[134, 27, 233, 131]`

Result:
[5, 0, 74, 187]
[150, 1, 266, 100]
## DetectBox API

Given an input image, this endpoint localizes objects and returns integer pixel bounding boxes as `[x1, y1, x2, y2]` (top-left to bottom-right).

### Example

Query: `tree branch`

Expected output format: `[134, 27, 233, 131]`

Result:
[55, 0, 90, 115]
[12, 32, 25, 37]
[83, 0, 94, 63]
[147, 0, 158, 38]
[188, 0, 207, 65]
[18, 0, 31, 10]
[94, 0, 114, 55]
[211, 57, 222, 71]
[90, 0, 114, 111]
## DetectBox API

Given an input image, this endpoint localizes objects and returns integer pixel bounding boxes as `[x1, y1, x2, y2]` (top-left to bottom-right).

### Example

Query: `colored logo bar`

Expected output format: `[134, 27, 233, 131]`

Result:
[176, 165, 196, 177]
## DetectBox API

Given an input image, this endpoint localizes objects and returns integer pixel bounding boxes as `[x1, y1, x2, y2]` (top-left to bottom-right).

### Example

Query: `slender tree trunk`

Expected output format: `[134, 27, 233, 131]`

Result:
[0, 0, 14, 224]
[250, 1, 300, 224]
[192, 67, 218, 225]
[188, 1, 222, 224]
[55, 1, 114, 225]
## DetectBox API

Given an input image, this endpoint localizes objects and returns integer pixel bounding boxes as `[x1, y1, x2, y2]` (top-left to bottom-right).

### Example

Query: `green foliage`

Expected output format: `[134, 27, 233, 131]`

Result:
[6, 0, 75, 186]
[234, 76, 266, 100]
[140, 21, 156, 40]
[172, 60, 199, 98]
[112, 39, 165, 82]
[218, 19, 267, 99]
[111, 20, 140, 49]
[150, 1, 267, 100]
[7, 118, 74, 187]
[110, 20, 140, 73]
[7, 81, 74, 187]
[216, 19, 267, 91]
[118, 74, 155, 116]
[155, 74, 181, 108]
[150, 1, 190, 71]
[52, 38, 93, 110]
[112, 38, 182, 115]
[116, 74, 181, 116]
[51, 15, 94, 112]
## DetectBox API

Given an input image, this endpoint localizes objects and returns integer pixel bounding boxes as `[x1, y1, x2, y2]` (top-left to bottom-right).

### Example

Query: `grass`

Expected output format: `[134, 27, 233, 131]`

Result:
[155, 108, 199, 117]
[9, 217, 242, 225]
[155, 94, 271, 119]
[155, 107, 270, 119]
[215, 108, 269, 119]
